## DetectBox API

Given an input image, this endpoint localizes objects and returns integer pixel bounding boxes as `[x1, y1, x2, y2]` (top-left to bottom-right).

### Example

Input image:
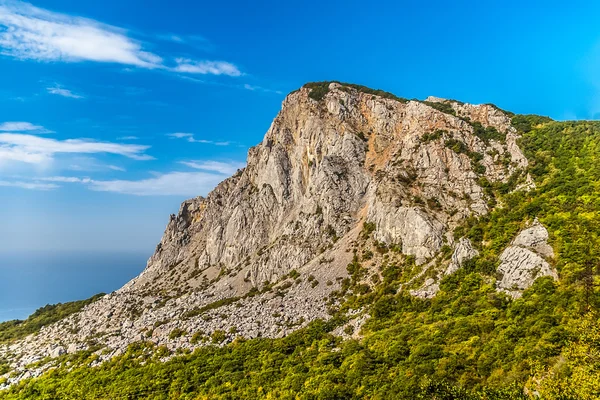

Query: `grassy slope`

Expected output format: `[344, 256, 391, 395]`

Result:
[0, 293, 105, 345]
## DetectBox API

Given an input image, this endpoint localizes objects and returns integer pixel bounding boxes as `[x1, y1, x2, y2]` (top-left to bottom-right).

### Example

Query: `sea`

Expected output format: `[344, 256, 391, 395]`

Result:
[0, 251, 148, 322]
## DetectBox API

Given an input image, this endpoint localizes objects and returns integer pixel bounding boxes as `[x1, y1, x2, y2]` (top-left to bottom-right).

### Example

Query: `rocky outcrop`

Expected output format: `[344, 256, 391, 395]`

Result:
[0, 82, 532, 384]
[446, 237, 480, 275]
[496, 219, 557, 298]
[369, 203, 444, 264]
[411, 238, 479, 298]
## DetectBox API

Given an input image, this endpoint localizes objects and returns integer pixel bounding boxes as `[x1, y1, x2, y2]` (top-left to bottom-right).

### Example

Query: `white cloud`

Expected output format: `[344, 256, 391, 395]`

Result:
[173, 58, 242, 76]
[88, 171, 228, 196]
[180, 160, 245, 175]
[38, 175, 91, 183]
[167, 132, 232, 146]
[189, 138, 216, 144]
[0, 1, 242, 76]
[0, 133, 152, 166]
[39, 160, 244, 195]
[2, 158, 243, 195]
[167, 132, 194, 139]
[0, 0, 163, 68]
[65, 157, 126, 172]
[157, 34, 214, 52]
[47, 85, 83, 99]
[244, 84, 283, 95]
[0, 145, 50, 163]
[0, 121, 49, 132]
[159, 34, 184, 43]
[0, 179, 57, 190]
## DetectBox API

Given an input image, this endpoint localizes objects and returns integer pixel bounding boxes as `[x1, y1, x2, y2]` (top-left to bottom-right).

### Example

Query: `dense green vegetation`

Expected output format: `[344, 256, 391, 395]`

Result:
[1, 117, 600, 399]
[0, 294, 104, 345]
[0, 275, 577, 399]
[459, 119, 600, 295]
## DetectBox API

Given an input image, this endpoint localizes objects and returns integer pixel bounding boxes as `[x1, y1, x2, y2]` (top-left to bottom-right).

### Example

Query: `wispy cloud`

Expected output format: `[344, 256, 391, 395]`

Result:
[157, 34, 212, 50]
[38, 176, 91, 183]
[0, 179, 57, 190]
[180, 160, 245, 175]
[117, 136, 139, 140]
[47, 85, 84, 99]
[244, 84, 283, 95]
[173, 58, 242, 76]
[167, 132, 193, 139]
[159, 34, 185, 43]
[0, 0, 163, 67]
[87, 171, 228, 196]
[0, 121, 50, 133]
[0, 133, 152, 166]
[157, 34, 207, 43]
[177, 77, 283, 96]
[167, 132, 231, 146]
[0, 1, 242, 76]
[29, 160, 243, 195]
[66, 158, 126, 172]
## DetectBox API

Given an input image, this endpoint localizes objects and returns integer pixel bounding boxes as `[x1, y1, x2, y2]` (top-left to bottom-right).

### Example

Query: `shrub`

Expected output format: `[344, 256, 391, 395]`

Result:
[169, 328, 187, 340]
[211, 330, 227, 344]
[423, 101, 456, 116]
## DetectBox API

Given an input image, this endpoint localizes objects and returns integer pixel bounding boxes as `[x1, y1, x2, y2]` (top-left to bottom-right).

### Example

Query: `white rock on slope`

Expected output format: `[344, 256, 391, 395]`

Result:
[496, 219, 557, 298]
[446, 237, 480, 276]
[411, 237, 479, 299]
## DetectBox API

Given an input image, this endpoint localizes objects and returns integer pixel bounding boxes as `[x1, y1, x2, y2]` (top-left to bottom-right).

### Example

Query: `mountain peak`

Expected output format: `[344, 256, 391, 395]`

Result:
[0, 81, 555, 386]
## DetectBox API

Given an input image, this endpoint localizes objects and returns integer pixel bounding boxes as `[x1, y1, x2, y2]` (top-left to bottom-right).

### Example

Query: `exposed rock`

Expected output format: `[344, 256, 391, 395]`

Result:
[49, 346, 65, 358]
[496, 220, 557, 298]
[411, 278, 440, 299]
[446, 237, 479, 275]
[424, 96, 447, 103]
[67, 343, 78, 354]
[0, 83, 531, 383]
[511, 218, 554, 258]
[369, 204, 444, 264]
[411, 238, 479, 299]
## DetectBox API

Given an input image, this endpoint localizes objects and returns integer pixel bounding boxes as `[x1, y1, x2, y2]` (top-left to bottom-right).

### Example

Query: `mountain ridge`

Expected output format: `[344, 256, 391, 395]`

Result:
[3, 81, 593, 398]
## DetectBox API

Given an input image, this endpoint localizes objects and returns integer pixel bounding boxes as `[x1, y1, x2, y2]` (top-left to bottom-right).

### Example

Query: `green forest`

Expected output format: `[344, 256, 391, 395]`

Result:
[1, 115, 599, 399]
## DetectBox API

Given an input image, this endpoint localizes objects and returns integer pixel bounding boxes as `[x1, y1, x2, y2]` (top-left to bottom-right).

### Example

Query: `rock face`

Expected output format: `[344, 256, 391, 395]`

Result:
[446, 237, 480, 276]
[0, 82, 533, 383]
[411, 237, 479, 299]
[496, 219, 557, 298]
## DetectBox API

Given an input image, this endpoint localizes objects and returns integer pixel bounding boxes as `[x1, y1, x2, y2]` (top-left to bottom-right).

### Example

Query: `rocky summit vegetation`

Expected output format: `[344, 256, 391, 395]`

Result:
[1, 82, 600, 399]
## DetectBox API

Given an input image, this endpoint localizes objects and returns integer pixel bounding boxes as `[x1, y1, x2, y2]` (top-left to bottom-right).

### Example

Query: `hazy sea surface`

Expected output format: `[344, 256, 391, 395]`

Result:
[0, 251, 147, 322]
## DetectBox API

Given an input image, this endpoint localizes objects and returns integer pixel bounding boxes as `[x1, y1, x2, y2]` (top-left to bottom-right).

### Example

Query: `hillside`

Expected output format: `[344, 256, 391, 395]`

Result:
[1, 82, 599, 399]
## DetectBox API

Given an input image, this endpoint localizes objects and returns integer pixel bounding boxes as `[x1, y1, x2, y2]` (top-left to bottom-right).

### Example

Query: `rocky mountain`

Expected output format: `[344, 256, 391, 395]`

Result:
[0, 82, 560, 386]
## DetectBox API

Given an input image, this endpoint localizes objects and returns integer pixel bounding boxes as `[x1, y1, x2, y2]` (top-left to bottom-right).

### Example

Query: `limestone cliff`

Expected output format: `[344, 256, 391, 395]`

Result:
[0, 82, 551, 385]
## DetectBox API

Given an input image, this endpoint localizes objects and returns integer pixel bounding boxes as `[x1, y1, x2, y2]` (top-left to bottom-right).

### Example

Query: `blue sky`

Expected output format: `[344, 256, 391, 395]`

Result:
[1, 0, 600, 254]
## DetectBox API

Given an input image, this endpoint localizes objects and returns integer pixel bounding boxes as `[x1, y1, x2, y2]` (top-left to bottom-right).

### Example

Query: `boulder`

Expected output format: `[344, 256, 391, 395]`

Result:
[496, 220, 557, 298]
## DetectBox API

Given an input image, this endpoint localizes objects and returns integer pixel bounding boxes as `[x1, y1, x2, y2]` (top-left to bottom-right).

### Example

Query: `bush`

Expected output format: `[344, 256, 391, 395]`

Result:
[423, 101, 456, 116]
[211, 330, 227, 344]
[168, 328, 187, 340]
[0, 293, 104, 344]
